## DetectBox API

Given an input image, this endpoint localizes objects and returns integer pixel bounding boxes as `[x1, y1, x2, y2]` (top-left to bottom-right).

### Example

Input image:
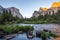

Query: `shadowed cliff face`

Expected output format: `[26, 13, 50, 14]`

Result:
[0, 5, 4, 13]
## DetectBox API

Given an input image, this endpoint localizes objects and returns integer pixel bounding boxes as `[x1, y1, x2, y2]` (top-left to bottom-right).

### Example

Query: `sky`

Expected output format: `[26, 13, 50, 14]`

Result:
[0, 0, 60, 18]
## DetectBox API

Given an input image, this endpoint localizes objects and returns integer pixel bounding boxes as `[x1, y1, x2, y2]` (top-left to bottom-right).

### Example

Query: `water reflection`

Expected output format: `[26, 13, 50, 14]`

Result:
[11, 33, 42, 40]
[0, 32, 54, 40]
[11, 33, 54, 40]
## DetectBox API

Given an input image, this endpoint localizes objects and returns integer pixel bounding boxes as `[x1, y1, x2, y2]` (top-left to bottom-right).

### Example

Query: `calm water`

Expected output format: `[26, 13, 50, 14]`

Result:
[0, 24, 60, 40]
[19, 24, 60, 32]
[11, 33, 53, 40]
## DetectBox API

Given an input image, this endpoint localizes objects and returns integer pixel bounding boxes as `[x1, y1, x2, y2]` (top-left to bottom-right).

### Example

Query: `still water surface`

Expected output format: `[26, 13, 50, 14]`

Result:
[11, 33, 53, 40]
[19, 24, 60, 32]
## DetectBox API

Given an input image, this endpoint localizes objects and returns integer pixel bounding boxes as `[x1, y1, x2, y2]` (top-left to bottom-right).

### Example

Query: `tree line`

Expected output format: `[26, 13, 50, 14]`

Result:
[0, 10, 60, 24]
[24, 11, 60, 24]
[0, 10, 21, 25]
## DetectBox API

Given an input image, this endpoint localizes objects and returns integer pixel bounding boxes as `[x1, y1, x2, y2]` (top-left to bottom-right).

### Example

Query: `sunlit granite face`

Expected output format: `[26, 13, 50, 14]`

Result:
[51, 2, 60, 8]
[32, 2, 60, 17]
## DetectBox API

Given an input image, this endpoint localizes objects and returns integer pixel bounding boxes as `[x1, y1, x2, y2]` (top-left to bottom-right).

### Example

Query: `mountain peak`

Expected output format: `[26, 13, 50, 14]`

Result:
[51, 2, 60, 8]
[39, 7, 48, 11]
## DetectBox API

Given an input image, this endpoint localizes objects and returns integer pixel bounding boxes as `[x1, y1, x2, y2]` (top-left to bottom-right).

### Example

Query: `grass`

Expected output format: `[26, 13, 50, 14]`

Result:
[0, 25, 58, 40]
[0, 25, 34, 35]
[36, 30, 58, 40]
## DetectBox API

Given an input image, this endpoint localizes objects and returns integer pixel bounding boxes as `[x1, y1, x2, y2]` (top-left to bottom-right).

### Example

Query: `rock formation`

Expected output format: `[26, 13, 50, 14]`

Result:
[32, 2, 60, 17]
[0, 5, 23, 18]
[0, 5, 4, 13]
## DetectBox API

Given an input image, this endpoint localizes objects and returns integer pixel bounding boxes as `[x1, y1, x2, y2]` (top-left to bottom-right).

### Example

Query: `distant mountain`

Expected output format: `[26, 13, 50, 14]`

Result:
[32, 2, 60, 18]
[0, 5, 23, 18]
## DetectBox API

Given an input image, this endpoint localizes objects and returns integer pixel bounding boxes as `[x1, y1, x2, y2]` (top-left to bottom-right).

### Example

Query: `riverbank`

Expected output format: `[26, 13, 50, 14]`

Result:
[55, 37, 60, 40]
[0, 25, 34, 38]
[54, 34, 60, 40]
[54, 36, 60, 40]
[0, 24, 59, 40]
[0, 29, 58, 40]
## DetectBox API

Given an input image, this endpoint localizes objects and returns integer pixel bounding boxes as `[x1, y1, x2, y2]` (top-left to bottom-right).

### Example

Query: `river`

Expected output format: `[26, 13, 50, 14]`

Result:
[19, 24, 60, 32]
[0, 24, 60, 40]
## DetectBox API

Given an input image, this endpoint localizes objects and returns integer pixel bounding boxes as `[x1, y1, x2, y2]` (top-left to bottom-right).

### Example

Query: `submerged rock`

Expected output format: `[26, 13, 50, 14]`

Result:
[4, 34, 19, 40]
[27, 31, 33, 39]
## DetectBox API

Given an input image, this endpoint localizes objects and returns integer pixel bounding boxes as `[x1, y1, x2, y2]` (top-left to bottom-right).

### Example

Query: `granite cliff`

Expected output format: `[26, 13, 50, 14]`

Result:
[0, 5, 23, 18]
[32, 2, 60, 17]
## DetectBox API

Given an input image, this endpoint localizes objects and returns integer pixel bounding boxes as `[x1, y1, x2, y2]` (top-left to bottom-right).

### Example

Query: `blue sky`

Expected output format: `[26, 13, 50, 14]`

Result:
[0, 0, 60, 18]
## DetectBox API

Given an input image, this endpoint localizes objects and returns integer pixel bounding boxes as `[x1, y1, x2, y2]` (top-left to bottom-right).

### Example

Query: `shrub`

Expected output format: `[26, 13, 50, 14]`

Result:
[23, 26, 34, 32]
[0, 25, 34, 34]
[49, 31, 58, 38]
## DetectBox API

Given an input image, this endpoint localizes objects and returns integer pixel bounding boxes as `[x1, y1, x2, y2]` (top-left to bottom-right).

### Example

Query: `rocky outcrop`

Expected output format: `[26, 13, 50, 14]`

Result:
[5, 7, 23, 18]
[32, 2, 60, 17]
[50, 2, 60, 14]
[33, 11, 40, 17]
[39, 7, 48, 11]
[0, 5, 4, 13]
[51, 2, 60, 8]
[0, 5, 23, 18]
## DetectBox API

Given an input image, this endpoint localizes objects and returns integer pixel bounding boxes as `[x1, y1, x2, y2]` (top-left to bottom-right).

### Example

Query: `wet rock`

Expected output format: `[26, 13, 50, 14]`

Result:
[4, 34, 17, 40]
[43, 29, 48, 32]
[27, 31, 33, 39]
